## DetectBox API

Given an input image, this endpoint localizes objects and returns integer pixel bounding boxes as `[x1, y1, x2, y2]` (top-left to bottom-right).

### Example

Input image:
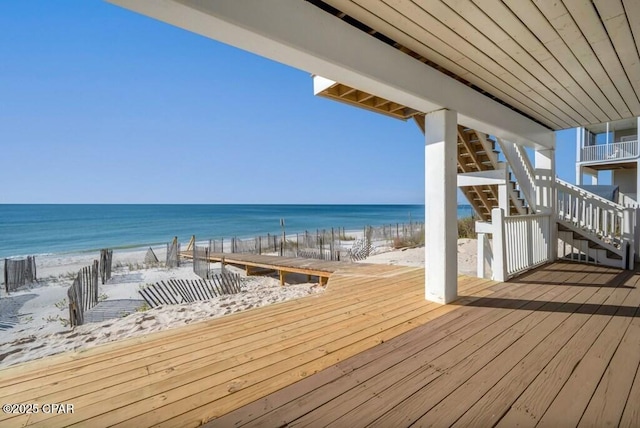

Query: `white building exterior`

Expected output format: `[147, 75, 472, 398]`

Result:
[576, 117, 640, 206]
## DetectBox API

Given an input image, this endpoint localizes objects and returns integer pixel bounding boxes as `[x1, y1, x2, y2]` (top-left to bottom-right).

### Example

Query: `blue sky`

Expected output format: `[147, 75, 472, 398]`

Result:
[0, 1, 584, 204]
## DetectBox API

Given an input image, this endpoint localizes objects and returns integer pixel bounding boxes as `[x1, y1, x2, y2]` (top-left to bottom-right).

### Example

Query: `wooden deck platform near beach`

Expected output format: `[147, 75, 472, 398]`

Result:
[180, 251, 351, 285]
[0, 261, 639, 427]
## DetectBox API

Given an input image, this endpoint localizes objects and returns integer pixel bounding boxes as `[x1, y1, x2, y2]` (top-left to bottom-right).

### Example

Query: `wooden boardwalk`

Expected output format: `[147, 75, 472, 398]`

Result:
[0, 261, 638, 427]
[180, 252, 352, 285]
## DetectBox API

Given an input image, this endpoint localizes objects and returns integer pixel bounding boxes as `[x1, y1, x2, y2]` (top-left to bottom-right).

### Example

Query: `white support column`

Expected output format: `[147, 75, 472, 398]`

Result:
[636, 114, 640, 261]
[636, 157, 640, 202]
[477, 233, 486, 279]
[425, 109, 458, 304]
[623, 208, 635, 269]
[498, 181, 509, 214]
[576, 164, 583, 186]
[535, 145, 557, 261]
[576, 127, 584, 185]
[491, 208, 507, 282]
[576, 127, 584, 164]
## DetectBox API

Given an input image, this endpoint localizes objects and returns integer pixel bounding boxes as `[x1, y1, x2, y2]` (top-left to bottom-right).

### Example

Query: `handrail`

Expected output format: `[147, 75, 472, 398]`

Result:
[497, 138, 537, 212]
[556, 178, 625, 211]
[556, 178, 632, 255]
[476, 209, 552, 281]
[503, 213, 551, 277]
[618, 191, 639, 208]
[581, 140, 639, 163]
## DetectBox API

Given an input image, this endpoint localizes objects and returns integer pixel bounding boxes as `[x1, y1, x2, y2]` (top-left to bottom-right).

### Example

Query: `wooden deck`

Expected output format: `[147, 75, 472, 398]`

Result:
[180, 252, 351, 285]
[212, 262, 640, 428]
[0, 261, 638, 427]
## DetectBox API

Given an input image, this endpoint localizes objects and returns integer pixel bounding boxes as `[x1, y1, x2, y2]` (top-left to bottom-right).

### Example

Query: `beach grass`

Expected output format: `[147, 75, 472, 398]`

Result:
[392, 217, 477, 248]
[457, 216, 477, 239]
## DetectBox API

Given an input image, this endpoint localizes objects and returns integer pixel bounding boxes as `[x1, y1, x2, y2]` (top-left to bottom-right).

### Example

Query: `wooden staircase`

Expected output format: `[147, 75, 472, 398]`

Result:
[555, 178, 634, 269]
[314, 78, 634, 271]
[457, 127, 530, 221]
[557, 223, 625, 267]
[414, 115, 529, 221]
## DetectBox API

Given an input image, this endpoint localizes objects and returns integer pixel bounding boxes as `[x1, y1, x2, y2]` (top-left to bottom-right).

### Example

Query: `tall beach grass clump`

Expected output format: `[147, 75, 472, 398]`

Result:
[457, 216, 477, 239]
[392, 216, 477, 249]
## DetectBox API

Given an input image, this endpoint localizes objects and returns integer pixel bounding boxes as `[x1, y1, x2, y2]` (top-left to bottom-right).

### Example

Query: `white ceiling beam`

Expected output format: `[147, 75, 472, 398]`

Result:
[107, 0, 554, 149]
[457, 169, 507, 187]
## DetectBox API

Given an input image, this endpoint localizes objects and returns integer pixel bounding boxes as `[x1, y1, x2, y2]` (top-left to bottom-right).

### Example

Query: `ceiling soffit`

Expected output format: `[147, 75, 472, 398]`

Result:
[309, 0, 640, 131]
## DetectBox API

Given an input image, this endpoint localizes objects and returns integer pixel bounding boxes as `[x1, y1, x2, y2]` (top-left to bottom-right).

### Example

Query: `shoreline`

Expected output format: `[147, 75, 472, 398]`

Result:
[0, 227, 372, 262]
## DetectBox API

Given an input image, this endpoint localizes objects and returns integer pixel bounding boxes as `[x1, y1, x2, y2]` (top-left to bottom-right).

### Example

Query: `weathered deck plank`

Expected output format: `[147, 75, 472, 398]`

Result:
[452, 272, 640, 428]
[214, 264, 566, 428]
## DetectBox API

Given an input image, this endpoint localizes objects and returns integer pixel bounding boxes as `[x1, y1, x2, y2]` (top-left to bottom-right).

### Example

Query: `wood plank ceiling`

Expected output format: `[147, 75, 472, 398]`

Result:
[310, 0, 640, 131]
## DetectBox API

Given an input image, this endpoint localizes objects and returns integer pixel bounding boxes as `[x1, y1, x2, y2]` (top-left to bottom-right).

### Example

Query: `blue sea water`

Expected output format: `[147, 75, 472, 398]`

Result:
[0, 204, 475, 259]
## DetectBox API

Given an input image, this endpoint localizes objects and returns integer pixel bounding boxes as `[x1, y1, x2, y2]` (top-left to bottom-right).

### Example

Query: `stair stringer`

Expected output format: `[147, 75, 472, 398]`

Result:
[557, 226, 626, 269]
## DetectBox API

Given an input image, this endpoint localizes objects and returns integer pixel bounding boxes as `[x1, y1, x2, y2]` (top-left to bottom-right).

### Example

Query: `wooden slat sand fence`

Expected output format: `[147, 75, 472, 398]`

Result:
[166, 237, 180, 268]
[138, 274, 242, 308]
[99, 248, 113, 284]
[67, 260, 99, 327]
[144, 247, 159, 264]
[348, 238, 372, 261]
[3, 256, 37, 293]
[196, 223, 424, 264]
[193, 244, 210, 279]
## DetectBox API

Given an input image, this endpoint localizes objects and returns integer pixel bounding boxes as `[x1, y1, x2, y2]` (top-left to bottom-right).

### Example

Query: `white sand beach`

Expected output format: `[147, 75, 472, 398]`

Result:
[0, 239, 478, 369]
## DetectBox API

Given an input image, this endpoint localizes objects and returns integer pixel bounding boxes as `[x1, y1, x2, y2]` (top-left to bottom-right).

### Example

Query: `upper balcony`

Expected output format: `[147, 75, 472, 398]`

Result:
[579, 137, 639, 164]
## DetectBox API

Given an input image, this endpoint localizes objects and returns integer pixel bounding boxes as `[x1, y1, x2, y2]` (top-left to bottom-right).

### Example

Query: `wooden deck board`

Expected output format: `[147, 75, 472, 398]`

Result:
[495, 271, 639, 427]
[447, 270, 638, 428]
[452, 272, 640, 428]
[536, 278, 640, 427]
[211, 263, 640, 428]
[366, 270, 608, 428]
[264, 281, 573, 427]
[213, 262, 588, 427]
[0, 260, 495, 427]
[217, 277, 548, 428]
[0, 266, 427, 391]
[2, 261, 639, 427]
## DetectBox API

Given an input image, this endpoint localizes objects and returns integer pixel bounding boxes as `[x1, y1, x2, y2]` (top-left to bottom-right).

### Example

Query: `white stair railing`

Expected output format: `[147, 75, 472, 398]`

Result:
[556, 178, 635, 267]
[497, 138, 537, 213]
[477, 208, 552, 281]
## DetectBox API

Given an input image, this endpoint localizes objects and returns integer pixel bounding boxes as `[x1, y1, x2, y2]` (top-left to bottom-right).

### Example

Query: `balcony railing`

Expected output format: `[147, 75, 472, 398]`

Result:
[580, 140, 639, 163]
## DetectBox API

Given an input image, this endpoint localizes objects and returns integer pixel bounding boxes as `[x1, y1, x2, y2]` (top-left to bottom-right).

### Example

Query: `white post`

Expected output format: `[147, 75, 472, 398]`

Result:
[636, 158, 640, 205]
[623, 207, 634, 269]
[491, 208, 507, 282]
[477, 233, 486, 279]
[576, 127, 584, 164]
[576, 127, 584, 185]
[536, 145, 557, 261]
[498, 182, 509, 214]
[635, 207, 640, 263]
[425, 109, 458, 304]
[576, 164, 583, 186]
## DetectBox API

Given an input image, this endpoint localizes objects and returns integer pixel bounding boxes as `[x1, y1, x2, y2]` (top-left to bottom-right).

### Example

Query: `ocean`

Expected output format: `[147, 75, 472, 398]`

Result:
[0, 204, 475, 259]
